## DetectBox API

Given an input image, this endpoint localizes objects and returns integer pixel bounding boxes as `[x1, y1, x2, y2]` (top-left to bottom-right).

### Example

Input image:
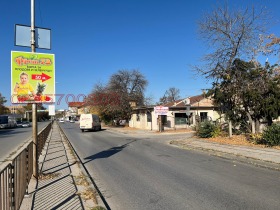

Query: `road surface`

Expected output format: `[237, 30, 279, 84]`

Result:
[0, 121, 50, 164]
[61, 122, 280, 210]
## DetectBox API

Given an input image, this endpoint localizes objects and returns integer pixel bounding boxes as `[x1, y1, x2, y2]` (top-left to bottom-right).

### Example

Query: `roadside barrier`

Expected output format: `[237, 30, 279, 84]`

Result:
[0, 122, 52, 210]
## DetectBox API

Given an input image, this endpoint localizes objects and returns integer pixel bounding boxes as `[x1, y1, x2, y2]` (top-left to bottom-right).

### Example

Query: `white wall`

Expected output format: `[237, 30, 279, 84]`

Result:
[130, 109, 221, 131]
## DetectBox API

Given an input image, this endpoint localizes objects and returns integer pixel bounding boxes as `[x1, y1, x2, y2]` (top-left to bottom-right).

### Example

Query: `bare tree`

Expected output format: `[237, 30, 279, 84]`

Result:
[87, 82, 123, 122]
[108, 69, 148, 106]
[87, 69, 148, 122]
[196, 3, 269, 80]
[143, 93, 155, 106]
[261, 34, 280, 62]
[159, 87, 181, 104]
[196, 3, 271, 135]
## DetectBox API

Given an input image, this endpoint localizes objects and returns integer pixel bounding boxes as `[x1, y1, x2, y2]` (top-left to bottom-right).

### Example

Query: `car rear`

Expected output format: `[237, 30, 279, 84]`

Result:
[80, 114, 101, 132]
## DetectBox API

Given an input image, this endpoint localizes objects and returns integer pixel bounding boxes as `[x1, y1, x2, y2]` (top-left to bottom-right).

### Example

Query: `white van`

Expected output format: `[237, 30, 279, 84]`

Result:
[80, 114, 101, 132]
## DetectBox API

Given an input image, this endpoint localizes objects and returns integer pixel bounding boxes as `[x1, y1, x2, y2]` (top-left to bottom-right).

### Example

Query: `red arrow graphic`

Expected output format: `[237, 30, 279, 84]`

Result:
[32, 73, 51, 82]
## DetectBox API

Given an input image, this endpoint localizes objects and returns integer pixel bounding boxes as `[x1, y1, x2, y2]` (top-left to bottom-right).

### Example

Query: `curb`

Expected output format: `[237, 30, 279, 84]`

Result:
[170, 141, 280, 171]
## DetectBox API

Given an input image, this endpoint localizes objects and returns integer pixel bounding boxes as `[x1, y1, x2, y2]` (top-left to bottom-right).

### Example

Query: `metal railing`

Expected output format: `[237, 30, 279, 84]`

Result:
[0, 122, 52, 210]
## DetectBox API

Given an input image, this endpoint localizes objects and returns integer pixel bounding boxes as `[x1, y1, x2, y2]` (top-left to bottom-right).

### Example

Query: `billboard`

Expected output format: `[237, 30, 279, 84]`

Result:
[11, 51, 55, 103]
[154, 106, 169, 115]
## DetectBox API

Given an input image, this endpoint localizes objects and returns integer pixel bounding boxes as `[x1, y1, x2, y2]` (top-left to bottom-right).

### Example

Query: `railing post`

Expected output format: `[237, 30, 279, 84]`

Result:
[10, 163, 15, 210]
[25, 148, 29, 195]
[0, 122, 52, 210]
[32, 104, 38, 178]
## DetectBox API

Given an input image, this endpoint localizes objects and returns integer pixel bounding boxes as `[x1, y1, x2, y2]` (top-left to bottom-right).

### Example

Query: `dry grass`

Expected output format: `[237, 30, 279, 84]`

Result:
[74, 173, 98, 204]
[38, 172, 60, 180]
[76, 189, 98, 204]
[200, 134, 280, 150]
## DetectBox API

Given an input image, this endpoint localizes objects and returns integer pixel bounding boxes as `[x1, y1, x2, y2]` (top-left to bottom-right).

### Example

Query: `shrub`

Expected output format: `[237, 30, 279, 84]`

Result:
[197, 121, 221, 138]
[247, 133, 265, 144]
[262, 123, 280, 146]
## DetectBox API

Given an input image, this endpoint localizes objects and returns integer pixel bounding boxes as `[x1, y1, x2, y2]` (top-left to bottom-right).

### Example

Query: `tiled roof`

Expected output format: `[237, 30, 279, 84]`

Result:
[163, 99, 182, 107]
[68, 102, 85, 107]
[189, 95, 205, 104]
[162, 94, 212, 107]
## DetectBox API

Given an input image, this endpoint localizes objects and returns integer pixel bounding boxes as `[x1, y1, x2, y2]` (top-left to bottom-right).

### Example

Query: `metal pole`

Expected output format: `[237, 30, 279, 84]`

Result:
[31, 0, 38, 178]
[31, 0, 36, 52]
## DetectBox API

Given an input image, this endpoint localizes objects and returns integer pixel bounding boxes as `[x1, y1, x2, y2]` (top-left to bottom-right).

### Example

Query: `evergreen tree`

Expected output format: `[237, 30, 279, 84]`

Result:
[0, 93, 8, 114]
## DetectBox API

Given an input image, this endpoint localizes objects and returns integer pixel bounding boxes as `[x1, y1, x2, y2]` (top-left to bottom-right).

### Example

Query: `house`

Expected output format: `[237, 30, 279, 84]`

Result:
[67, 102, 85, 120]
[67, 101, 101, 120]
[7, 105, 25, 115]
[129, 95, 221, 131]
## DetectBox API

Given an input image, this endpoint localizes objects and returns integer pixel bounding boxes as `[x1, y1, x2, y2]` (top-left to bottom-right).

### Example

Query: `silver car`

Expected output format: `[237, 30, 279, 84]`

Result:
[22, 121, 31, 127]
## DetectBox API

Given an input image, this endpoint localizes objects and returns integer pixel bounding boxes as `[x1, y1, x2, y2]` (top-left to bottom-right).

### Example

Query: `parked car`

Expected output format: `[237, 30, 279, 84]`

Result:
[59, 118, 64, 123]
[17, 120, 23, 127]
[22, 121, 31, 127]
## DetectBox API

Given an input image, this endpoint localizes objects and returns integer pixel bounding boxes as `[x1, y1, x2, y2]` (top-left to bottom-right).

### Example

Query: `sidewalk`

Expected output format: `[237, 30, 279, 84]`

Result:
[20, 122, 105, 210]
[105, 126, 280, 168]
[170, 137, 280, 167]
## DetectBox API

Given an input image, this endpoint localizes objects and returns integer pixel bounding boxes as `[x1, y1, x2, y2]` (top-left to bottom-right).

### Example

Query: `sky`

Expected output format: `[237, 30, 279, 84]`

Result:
[1, 0, 280, 109]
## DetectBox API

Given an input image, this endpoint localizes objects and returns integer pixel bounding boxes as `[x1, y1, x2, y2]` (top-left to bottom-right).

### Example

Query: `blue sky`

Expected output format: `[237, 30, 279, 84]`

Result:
[1, 0, 280, 109]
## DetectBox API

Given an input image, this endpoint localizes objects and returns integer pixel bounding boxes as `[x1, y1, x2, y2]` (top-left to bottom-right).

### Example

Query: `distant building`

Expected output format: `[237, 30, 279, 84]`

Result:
[7, 105, 25, 114]
[129, 94, 220, 131]
[68, 102, 85, 114]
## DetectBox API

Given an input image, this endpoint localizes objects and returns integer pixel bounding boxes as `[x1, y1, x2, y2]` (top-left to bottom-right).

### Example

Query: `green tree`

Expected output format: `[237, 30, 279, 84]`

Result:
[0, 93, 8, 114]
[210, 59, 280, 133]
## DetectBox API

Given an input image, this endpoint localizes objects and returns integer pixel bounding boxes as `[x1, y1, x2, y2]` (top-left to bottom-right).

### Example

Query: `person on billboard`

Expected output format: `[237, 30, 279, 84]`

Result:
[13, 72, 35, 102]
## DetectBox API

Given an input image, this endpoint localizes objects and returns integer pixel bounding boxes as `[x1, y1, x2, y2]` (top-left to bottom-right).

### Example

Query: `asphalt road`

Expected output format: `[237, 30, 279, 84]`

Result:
[60, 122, 280, 210]
[0, 121, 50, 163]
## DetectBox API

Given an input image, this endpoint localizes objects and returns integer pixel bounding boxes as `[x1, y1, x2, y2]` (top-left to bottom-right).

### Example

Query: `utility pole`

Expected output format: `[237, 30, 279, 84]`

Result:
[31, 0, 38, 178]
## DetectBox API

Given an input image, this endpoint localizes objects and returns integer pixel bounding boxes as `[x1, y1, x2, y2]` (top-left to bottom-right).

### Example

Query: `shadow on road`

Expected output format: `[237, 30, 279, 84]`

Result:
[0, 129, 30, 138]
[83, 139, 137, 164]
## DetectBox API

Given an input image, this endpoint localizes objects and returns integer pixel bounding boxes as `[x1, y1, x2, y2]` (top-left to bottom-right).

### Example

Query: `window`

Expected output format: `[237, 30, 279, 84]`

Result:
[200, 112, 208, 122]
[147, 112, 151, 122]
[175, 113, 187, 125]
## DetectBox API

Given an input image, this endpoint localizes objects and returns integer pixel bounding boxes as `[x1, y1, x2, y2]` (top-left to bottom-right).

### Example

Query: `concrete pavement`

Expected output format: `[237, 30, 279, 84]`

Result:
[20, 122, 106, 210]
[171, 137, 280, 164]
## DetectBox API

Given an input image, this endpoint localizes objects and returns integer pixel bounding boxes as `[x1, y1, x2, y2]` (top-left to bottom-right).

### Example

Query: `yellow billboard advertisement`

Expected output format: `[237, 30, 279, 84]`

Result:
[11, 51, 55, 103]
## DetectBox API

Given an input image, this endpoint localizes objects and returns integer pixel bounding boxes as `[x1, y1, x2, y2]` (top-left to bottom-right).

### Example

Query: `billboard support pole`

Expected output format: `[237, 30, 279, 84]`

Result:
[31, 0, 38, 179]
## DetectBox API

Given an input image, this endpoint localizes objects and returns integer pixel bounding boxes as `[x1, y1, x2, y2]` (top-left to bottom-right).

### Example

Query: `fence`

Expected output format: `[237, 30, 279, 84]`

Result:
[0, 122, 52, 210]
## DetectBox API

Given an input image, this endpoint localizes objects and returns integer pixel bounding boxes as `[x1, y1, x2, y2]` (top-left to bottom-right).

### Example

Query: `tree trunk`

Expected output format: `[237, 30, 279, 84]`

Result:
[251, 120, 256, 134]
[255, 119, 260, 133]
[246, 112, 255, 134]
[229, 120, 232, 138]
